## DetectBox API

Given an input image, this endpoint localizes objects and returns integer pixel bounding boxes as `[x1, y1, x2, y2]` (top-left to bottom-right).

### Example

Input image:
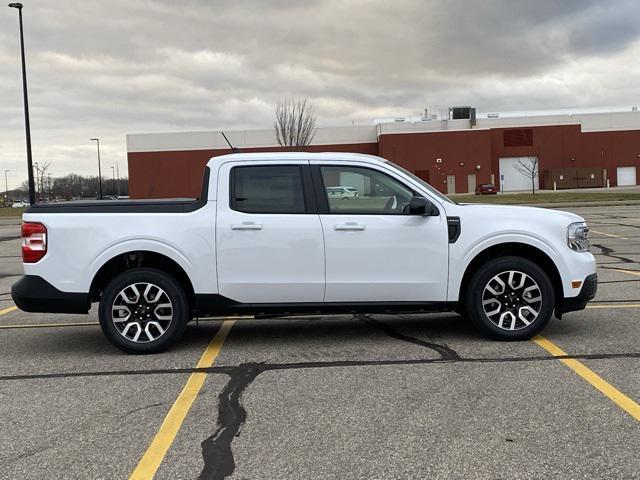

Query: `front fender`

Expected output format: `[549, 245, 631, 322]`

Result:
[448, 232, 571, 301]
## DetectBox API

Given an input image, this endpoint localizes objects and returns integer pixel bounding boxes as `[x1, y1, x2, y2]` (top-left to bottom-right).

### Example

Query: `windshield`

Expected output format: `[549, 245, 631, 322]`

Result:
[383, 161, 455, 204]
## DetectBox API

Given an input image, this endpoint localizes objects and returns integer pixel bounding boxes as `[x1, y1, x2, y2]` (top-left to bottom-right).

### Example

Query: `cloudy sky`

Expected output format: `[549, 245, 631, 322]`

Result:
[1, 0, 640, 189]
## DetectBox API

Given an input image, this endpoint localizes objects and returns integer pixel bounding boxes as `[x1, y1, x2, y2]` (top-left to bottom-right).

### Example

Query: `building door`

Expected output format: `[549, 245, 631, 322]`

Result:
[499, 157, 539, 191]
[617, 166, 637, 186]
[467, 173, 476, 193]
[446, 175, 456, 194]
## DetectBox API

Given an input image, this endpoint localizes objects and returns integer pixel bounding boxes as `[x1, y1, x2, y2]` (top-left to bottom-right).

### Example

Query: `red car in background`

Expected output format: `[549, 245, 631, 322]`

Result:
[475, 183, 498, 195]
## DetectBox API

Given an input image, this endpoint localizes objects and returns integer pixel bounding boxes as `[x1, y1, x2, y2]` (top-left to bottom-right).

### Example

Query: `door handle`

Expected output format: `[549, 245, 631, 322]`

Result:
[231, 223, 263, 230]
[334, 223, 366, 231]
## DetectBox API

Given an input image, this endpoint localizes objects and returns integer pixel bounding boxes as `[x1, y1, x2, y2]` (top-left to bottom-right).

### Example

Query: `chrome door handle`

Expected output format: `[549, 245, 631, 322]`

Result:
[231, 223, 263, 230]
[334, 223, 366, 231]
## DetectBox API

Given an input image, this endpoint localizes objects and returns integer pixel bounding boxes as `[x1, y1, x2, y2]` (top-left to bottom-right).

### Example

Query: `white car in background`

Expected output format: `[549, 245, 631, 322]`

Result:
[326, 186, 359, 199]
[12, 200, 29, 208]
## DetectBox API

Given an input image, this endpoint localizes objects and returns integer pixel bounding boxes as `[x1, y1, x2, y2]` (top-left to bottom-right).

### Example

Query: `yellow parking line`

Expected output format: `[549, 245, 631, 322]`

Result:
[0, 306, 17, 316]
[587, 304, 640, 309]
[129, 319, 235, 480]
[611, 268, 640, 277]
[533, 335, 640, 421]
[591, 229, 628, 240]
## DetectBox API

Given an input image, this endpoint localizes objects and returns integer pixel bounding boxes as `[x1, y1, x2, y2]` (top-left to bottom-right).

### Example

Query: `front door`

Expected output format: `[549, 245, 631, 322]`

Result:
[216, 161, 325, 303]
[312, 162, 449, 303]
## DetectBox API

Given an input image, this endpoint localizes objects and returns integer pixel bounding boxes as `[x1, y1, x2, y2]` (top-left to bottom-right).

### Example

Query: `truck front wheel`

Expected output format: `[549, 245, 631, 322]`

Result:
[98, 268, 188, 354]
[465, 256, 555, 340]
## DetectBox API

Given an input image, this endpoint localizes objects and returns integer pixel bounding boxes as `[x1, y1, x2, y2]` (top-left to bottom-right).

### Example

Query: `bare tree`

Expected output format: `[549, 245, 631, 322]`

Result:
[274, 98, 317, 150]
[513, 156, 539, 194]
[35, 161, 52, 201]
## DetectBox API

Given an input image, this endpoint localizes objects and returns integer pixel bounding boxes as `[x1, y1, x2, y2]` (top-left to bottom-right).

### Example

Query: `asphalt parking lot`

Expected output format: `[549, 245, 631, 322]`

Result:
[0, 205, 639, 480]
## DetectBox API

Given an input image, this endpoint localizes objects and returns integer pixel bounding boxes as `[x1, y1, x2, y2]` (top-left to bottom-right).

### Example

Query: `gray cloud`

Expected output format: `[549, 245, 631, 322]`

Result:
[1, 0, 639, 189]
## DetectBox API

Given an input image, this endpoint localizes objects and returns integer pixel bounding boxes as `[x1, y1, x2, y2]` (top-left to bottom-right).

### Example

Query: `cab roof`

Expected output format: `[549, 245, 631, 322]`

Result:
[206, 152, 386, 166]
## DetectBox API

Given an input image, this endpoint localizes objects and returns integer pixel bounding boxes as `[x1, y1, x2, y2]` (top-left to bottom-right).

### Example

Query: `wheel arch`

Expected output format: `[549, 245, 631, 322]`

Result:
[457, 242, 563, 309]
[89, 251, 196, 311]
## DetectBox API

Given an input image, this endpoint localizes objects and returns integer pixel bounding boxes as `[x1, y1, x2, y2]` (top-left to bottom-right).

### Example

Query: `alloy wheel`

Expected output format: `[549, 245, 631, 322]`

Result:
[111, 282, 173, 343]
[481, 270, 542, 331]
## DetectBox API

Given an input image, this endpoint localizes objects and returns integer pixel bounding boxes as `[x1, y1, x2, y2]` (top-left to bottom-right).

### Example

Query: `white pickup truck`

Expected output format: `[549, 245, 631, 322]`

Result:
[12, 153, 596, 353]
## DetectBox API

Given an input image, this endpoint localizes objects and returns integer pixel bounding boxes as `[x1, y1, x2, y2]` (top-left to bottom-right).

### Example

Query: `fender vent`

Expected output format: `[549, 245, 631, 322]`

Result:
[447, 217, 461, 243]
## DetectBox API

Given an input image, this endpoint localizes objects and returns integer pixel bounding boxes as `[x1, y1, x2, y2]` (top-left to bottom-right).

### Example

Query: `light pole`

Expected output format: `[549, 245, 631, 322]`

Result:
[90, 138, 103, 199]
[4, 170, 8, 204]
[8, 3, 36, 206]
[110, 166, 115, 196]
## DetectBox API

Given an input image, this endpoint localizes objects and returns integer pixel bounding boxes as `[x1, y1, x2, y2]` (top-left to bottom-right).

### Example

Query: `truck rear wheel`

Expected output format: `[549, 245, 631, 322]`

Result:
[98, 268, 188, 354]
[465, 256, 555, 340]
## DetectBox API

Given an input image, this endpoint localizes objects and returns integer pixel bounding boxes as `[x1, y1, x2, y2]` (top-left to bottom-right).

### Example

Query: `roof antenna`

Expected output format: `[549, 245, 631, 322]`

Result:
[221, 131, 240, 153]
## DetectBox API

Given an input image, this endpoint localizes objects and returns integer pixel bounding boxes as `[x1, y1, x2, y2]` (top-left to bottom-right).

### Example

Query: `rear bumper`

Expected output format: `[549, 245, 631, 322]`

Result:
[556, 273, 598, 315]
[11, 275, 90, 314]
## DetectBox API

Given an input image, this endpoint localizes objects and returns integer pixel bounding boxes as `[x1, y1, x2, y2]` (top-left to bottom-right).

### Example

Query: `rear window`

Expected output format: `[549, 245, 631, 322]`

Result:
[231, 165, 306, 214]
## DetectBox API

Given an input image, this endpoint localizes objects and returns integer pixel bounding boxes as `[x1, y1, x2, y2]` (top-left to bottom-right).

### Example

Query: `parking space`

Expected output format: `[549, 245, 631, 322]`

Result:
[0, 207, 639, 479]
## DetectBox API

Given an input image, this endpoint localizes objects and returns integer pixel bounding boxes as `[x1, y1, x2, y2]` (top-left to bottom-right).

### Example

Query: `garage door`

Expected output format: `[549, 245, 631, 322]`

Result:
[617, 166, 637, 186]
[499, 157, 539, 192]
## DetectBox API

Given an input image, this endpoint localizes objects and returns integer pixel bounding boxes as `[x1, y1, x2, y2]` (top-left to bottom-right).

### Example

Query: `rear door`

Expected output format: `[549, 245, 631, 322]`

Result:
[216, 161, 324, 303]
[311, 161, 449, 303]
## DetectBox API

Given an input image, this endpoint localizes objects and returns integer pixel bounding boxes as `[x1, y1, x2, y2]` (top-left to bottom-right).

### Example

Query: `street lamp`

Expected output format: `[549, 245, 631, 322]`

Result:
[110, 165, 115, 196]
[90, 138, 103, 199]
[8, 2, 36, 205]
[4, 170, 9, 204]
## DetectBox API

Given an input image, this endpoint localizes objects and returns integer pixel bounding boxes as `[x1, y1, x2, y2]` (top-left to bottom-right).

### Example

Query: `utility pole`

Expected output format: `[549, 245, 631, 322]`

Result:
[111, 166, 115, 196]
[47, 173, 51, 200]
[90, 138, 103, 199]
[8, 3, 36, 205]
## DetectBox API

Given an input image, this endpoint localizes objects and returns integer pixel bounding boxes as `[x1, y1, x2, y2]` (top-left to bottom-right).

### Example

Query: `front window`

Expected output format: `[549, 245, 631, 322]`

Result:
[320, 166, 414, 214]
[383, 161, 454, 204]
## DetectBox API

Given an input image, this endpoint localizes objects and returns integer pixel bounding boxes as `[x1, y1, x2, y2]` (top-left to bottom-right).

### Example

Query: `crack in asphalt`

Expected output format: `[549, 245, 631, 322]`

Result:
[0, 351, 638, 383]
[592, 244, 638, 264]
[198, 316, 461, 479]
[356, 314, 460, 360]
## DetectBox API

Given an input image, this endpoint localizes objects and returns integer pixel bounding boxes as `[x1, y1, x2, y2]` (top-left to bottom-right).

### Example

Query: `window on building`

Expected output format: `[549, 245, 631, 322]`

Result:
[504, 129, 533, 147]
[231, 165, 306, 214]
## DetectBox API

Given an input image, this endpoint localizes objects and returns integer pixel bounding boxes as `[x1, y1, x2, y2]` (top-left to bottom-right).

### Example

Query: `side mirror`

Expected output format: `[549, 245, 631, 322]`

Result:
[408, 196, 439, 216]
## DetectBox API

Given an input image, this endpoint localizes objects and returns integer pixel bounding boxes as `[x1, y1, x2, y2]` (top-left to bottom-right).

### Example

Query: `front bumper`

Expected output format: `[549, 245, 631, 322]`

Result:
[11, 275, 90, 314]
[556, 273, 598, 316]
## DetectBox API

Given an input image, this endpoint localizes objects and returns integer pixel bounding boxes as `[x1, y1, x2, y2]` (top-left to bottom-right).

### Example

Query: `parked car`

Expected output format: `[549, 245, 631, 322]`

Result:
[326, 186, 359, 199]
[12, 152, 596, 354]
[12, 200, 30, 208]
[476, 183, 498, 195]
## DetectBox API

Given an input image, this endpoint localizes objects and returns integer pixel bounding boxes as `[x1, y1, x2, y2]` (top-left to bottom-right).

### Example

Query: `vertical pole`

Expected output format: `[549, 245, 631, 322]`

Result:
[15, 7, 36, 205]
[116, 162, 120, 196]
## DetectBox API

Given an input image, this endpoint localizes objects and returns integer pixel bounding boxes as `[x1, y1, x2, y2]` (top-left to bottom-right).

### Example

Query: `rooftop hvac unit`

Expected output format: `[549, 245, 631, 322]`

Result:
[449, 106, 477, 126]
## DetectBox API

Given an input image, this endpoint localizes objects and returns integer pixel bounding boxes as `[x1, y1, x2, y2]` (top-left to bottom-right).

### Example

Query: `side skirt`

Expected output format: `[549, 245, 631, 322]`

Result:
[194, 294, 457, 318]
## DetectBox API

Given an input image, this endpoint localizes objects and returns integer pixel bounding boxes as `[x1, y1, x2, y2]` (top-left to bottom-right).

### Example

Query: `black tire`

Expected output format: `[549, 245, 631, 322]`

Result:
[465, 256, 555, 340]
[98, 268, 188, 354]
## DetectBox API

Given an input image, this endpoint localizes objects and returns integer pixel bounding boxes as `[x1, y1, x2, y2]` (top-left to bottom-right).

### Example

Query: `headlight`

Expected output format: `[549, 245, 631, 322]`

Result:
[567, 222, 590, 252]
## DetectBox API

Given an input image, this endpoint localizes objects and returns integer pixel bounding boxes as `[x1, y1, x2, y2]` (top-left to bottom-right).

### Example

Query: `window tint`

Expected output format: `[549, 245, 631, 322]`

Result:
[231, 165, 305, 214]
[320, 166, 414, 214]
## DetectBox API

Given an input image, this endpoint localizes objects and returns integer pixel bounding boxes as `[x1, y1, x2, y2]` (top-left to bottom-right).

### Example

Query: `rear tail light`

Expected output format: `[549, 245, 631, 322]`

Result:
[22, 222, 47, 263]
